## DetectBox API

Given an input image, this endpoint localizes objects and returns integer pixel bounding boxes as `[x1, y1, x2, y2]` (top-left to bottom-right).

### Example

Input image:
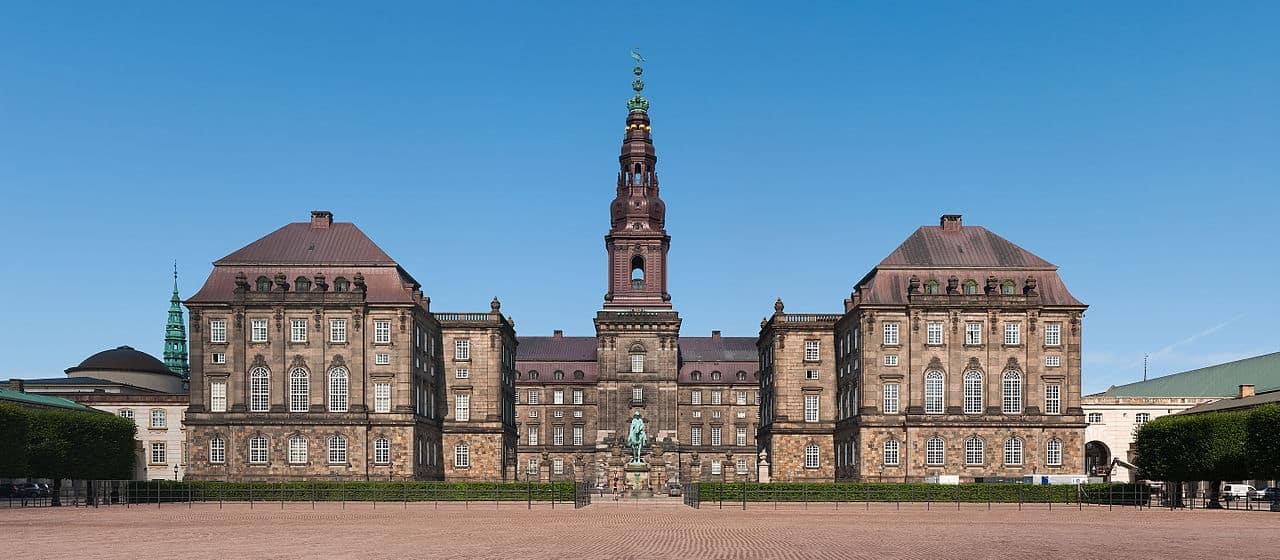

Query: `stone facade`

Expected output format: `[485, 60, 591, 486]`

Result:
[438, 304, 518, 481]
[758, 305, 839, 482]
[1080, 396, 1213, 481]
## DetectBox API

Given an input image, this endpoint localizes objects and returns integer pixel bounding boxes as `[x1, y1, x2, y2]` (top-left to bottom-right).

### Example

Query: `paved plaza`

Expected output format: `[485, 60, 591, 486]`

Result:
[2, 501, 1275, 559]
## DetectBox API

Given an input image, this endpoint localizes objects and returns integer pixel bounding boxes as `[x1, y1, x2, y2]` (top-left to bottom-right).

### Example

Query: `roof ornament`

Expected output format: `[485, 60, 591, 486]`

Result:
[774, 298, 784, 314]
[627, 49, 649, 113]
[491, 296, 501, 313]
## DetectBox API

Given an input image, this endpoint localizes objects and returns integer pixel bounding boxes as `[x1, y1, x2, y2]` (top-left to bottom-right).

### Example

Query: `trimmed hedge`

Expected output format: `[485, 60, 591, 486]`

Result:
[0, 404, 30, 476]
[697, 482, 1151, 505]
[1134, 411, 1248, 483]
[1246, 404, 1280, 480]
[124, 481, 576, 503]
[0, 403, 135, 480]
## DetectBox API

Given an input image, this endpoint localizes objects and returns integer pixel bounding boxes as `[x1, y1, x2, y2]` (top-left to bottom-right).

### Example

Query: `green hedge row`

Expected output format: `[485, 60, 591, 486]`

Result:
[124, 481, 576, 503]
[0, 403, 135, 480]
[1135, 403, 1280, 482]
[696, 482, 1152, 504]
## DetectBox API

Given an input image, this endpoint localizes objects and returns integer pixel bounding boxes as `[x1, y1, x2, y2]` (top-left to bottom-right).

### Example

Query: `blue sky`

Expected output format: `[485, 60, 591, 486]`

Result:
[1, 2, 1276, 393]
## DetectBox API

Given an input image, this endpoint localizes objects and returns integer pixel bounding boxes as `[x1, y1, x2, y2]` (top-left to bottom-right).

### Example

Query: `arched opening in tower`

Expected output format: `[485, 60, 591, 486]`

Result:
[630, 256, 645, 290]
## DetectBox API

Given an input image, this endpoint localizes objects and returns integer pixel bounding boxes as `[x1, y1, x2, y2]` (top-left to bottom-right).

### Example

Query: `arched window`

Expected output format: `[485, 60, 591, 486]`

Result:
[553, 370, 564, 380]
[924, 280, 940, 295]
[883, 439, 900, 466]
[711, 371, 722, 380]
[248, 435, 268, 463]
[963, 280, 979, 295]
[804, 443, 820, 469]
[328, 435, 348, 464]
[528, 370, 539, 380]
[963, 371, 983, 414]
[1004, 438, 1023, 466]
[736, 371, 747, 381]
[255, 276, 272, 292]
[630, 256, 645, 289]
[454, 443, 470, 468]
[373, 437, 390, 465]
[249, 367, 270, 412]
[965, 437, 984, 465]
[288, 435, 307, 464]
[691, 371, 702, 381]
[1001, 280, 1016, 295]
[1045, 438, 1063, 467]
[1002, 371, 1022, 414]
[208, 437, 226, 464]
[294, 276, 311, 292]
[289, 368, 309, 412]
[328, 368, 349, 412]
[333, 277, 349, 292]
[924, 371, 944, 414]
[926, 437, 945, 466]
[572, 370, 584, 380]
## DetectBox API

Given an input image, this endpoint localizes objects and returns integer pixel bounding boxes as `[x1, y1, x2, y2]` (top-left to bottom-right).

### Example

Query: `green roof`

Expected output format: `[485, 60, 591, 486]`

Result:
[1102, 352, 1280, 398]
[0, 387, 96, 411]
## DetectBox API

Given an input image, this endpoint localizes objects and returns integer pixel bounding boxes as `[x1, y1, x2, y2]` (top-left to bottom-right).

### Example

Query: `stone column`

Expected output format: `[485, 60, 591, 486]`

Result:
[573, 454, 586, 484]
[539, 451, 551, 483]
[757, 450, 771, 483]
[689, 452, 701, 483]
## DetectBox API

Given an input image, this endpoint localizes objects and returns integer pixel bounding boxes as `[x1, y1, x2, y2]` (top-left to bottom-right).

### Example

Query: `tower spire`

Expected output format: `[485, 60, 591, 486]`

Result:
[164, 262, 190, 380]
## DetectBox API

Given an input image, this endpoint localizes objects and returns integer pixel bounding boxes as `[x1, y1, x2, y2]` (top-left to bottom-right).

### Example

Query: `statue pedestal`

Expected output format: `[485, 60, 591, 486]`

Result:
[624, 461, 653, 498]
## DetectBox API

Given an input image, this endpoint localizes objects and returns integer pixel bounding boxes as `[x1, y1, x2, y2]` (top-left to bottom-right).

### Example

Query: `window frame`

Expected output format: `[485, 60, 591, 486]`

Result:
[209, 319, 227, 343]
[1002, 370, 1023, 414]
[374, 320, 391, 344]
[882, 383, 900, 414]
[454, 393, 470, 421]
[924, 371, 944, 414]
[804, 443, 820, 469]
[455, 339, 470, 360]
[883, 439, 900, 466]
[804, 340, 821, 361]
[290, 319, 307, 343]
[288, 436, 308, 464]
[1046, 438, 1063, 467]
[1003, 438, 1024, 466]
[965, 321, 982, 345]
[328, 367, 349, 412]
[1004, 322, 1021, 346]
[328, 435, 348, 465]
[209, 437, 225, 464]
[289, 368, 309, 413]
[250, 319, 268, 343]
[249, 435, 268, 464]
[209, 380, 227, 413]
[374, 437, 390, 464]
[965, 437, 984, 466]
[926, 321, 943, 345]
[1044, 383, 1061, 415]
[329, 319, 347, 343]
[926, 437, 945, 466]
[249, 367, 270, 413]
[374, 383, 391, 413]
[962, 371, 982, 414]
[803, 394, 820, 423]
[883, 323, 899, 346]
[454, 443, 470, 468]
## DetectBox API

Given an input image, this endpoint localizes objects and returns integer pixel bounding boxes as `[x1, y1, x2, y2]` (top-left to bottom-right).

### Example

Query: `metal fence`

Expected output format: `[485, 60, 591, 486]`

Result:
[682, 483, 699, 509]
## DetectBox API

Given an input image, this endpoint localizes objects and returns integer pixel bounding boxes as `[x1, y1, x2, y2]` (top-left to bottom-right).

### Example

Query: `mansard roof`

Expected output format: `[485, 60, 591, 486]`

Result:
[678, 336, 758, 362]
[517, 336, 598, 362]
[878, 221, 1055, 269]
[215, 222, 395, 266]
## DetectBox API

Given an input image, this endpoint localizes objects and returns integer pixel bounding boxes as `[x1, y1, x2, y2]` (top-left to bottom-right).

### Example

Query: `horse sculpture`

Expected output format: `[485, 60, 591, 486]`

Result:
[626, 411, 647, 463]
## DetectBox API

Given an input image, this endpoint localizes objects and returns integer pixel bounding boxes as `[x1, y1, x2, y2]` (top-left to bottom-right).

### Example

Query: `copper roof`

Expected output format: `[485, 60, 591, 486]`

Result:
[878, 225, 1055, 269]
[215, 222, 395, 266]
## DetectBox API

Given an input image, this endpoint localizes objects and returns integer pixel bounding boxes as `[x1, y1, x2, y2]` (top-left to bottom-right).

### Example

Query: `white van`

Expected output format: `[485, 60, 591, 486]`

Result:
[1222, 484, 1255, 500]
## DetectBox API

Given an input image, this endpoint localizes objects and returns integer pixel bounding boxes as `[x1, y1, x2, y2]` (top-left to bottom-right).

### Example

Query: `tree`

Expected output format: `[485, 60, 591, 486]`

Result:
[1247, 405, 1280, 480]
[24, 408, 135, 505]
[1133, 411, 1248, 508]
[0, 404, 30, 476]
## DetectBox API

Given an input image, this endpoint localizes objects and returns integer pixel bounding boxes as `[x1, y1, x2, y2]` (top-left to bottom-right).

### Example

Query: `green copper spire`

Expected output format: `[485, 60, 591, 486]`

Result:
[163, 263, 190, 380]
[627, 49, 649, 113]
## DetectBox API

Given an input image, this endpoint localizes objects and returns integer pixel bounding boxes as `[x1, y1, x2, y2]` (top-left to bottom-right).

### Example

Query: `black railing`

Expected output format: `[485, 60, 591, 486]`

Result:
[574, 482, 591, 509]
[682, 483, 699, 508]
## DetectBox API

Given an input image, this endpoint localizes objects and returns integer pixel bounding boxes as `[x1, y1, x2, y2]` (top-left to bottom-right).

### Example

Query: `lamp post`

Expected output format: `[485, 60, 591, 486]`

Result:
[173, 464, 179, 481]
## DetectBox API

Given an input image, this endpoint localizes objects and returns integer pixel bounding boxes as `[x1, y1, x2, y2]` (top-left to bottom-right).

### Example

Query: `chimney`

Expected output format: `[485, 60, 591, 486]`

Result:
[1239, 384, 1255, 399]
[310, 210, 333, 229]
[940, 214, 963, 231]
[553, 329, 563, 339]
[711, 330, 721, 341]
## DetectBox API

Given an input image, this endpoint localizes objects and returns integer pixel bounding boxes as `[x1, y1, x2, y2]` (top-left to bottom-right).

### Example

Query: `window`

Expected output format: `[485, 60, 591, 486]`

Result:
[573, 370, 584, 380]
[328, 368, 349, 412]
[963, 280, 978, 295]
[373, 383, 391, 413]
[370, 352, 387, 365]
[927, 322, 943, 345]
[711, 391, 721, 405]
[883, 440, 900, 466]
[553, 425, 564, 446]
[963, 371, 982, 414]
[249, 367, 270, 412]
[711, 427, 722, 446]
[209, 319, 227, 343]
[1044, 383, 1061, 415]
[1004, 322, 1021, 345]
[209, 437, 225, 464]
[291, 319, 307, 343]
[454, 394, 470, 421]
[374, 320, 391, 344]
[248, 319, 268, 343]
[1004, 438, 1023, 466]
[926, 437, 945, 466]
[1001, 281, 1016, 295]
[210, 381, 227, 412]
[288, 436, 308, 464]
[925, 371, 944, 414]
[289, 368, 309, 412]
[527, 459, 539, 475]
[528, 409, 538, 418]
[150, 442, 166, 464]
[329, 319, 347, 343]
[454, 444, 470, 468]
[249, 436, 268, 464]
[1046, 355, 1061, 367]
[455, 368, 468, 379]
[630, 353, 644, 373]
[965, 321, 982, 345]
[553, 370, 564, 380]
[883, 383, 899, 414]
[573, 426, 584, 446]
[736, 391, 747, 405]
[553, 390, 564, 405]
[711, 460, 722, 475]
[805, 369, 820, 380]
[632, 387, 644, 402]
[805, 443, 820, 468]
[736, 458, 748, 475]
[211, 352, 226, 364]
[553, 459, 564, 475]
[712, 411, 721, 419]
[690, 426, 702, 446]
[454, 339, 470, 360]
[148, 409, 166, 429]
[1087, 412, 1103, 423]
[884, 354, 898, 366]
[804, 340, 820, 361]
[328, 435, 347, 464]
[691, 371, 702, 381]
[553, 410, 563, 418]
[572, 389, 583, 405]
[883, 323, 899, 345]
[1045, 438, 1064, 467]
[1002, 371, 1022, 414]
[804, 394, 819, 422]
[527, 425, 538, 446]
[736, 427, 747, 446]
[374, 438, 390, 464]
[1044, 322, 1061, 346]
[573, 409, 582, 418]
[924, 280, 940, 295]
[737, 371, 747, 381]
[965, 437, 984, 465]
[1135, 413, 1151, 424]
[691, 391, 702, 405]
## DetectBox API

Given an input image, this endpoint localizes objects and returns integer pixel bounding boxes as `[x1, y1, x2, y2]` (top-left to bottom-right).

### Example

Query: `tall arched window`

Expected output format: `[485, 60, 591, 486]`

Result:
[963, 371, 983, 414]
[925, 437, 945, 466]
[883, 439, 900, 466]
[924, 371, 944, 414]
[328, 367, 349, 412]
[373, 437, 390, 465]
[804, 443, 820, 469]
[1046, 438, 1063, 467]
[630, 256, 645, 289]
[965, 437, 984, 465]
[1002, 371, 1022, 414]
[328, 435, 348, 464]
[248, 435, 268, 463]
[1004, 437, 1023, 465]
[289, 368, 309, 412]
[288, 435, 307, 464]
[249, 367, 270, 412]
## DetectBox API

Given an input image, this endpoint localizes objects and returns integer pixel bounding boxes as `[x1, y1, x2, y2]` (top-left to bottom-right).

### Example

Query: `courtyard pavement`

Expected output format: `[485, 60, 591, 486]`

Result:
[2, 500, 1275, 559]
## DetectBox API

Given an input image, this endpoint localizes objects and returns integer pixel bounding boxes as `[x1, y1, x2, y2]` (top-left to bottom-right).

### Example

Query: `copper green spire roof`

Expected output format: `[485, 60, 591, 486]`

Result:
[163, 263, 190, 380]
[627, 50, 649, 113]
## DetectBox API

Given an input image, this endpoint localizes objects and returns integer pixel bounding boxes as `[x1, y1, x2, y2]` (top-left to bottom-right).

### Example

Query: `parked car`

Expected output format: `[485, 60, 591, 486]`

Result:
[34, 482, 52, 497]
[1222, 484, 1256, 501]
[14, 483, 43, 498]
[1250, 487, 1280, 501]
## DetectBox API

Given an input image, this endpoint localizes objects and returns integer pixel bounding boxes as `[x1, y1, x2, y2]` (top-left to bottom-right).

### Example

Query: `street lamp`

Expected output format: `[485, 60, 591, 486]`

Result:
[173, 464, 179, 481]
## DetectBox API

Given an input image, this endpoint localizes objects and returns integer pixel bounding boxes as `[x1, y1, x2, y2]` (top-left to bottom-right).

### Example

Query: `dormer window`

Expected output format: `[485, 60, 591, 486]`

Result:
[333, 277, 350, 292]
[691, 370, 702, 381]
[924, 280, 940, 295]
[294, 276, 311, 292]
[630, 256, 645, 290]
[255, 276, 272, 292]
[963, 280, 979, 295]
[1001, 281, 1017, 295]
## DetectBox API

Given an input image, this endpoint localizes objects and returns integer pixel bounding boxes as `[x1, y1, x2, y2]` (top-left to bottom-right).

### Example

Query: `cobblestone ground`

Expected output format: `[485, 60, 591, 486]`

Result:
[2, 500, 1276, 559]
